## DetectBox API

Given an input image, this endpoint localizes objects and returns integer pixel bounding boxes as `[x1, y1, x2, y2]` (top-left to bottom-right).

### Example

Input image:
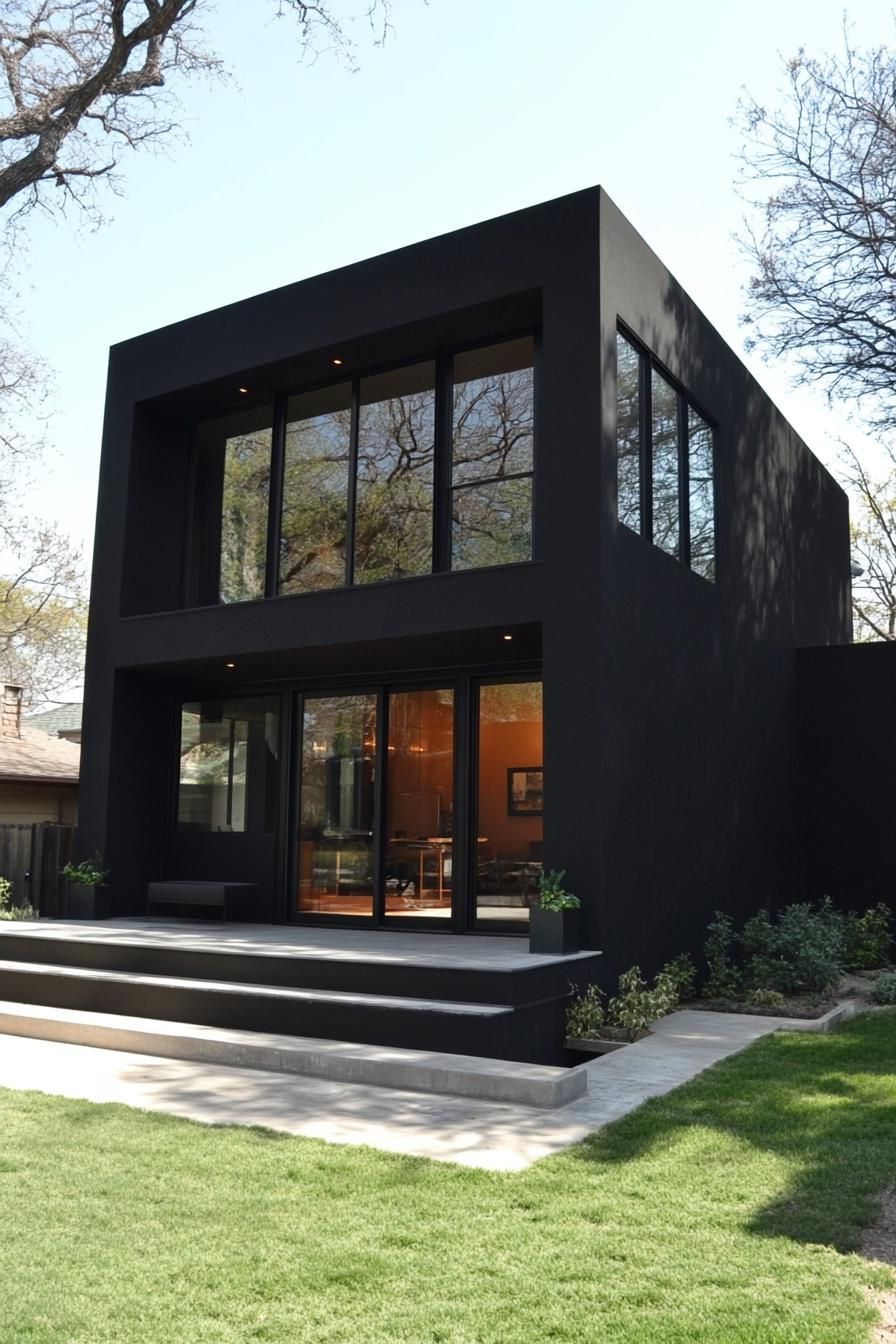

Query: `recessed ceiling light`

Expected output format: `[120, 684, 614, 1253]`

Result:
[331, 357, 344, 367]
[502, 634, 513, 642]
[238, 386, 249, 394]
[225, 661, 236, 669]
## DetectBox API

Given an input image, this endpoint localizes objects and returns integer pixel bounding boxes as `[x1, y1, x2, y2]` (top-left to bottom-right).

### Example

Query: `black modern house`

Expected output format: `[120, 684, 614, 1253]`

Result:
[46, 186, 850, 1058]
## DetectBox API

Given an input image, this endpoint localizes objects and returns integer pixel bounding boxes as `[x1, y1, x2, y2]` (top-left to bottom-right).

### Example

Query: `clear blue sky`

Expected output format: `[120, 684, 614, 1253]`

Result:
[13, 0, 891, 555]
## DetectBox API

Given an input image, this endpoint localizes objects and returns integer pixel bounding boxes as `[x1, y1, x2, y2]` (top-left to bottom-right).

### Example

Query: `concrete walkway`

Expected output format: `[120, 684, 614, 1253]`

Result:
[0, 1009, 789, 1170]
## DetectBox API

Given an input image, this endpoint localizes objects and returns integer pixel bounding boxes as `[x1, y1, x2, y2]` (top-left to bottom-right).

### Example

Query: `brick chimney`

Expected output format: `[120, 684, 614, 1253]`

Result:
[1, 685, 23, 739]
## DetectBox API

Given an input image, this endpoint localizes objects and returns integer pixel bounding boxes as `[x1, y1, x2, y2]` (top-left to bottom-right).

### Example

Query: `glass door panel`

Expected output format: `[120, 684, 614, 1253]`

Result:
[384, 688, 454, 919]
[295, 694, 377, 918]
[475, 681, 543, 925]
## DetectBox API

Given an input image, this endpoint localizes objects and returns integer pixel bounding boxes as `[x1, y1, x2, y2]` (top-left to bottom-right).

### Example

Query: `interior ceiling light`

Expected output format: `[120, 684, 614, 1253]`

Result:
[225, 661, 236, 669]
[238, 386, 249, 394]
[502, 634, 513, 641]
[331, 357, 344, 366]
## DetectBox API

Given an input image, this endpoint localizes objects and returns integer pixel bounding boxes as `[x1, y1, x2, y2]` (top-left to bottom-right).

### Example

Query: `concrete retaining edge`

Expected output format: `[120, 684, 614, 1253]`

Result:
[0, 1000, 588, 1109]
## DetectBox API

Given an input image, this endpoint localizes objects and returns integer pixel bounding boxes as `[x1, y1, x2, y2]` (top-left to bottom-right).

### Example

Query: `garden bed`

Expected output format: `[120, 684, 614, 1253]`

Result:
[690, 970, 887, 1019]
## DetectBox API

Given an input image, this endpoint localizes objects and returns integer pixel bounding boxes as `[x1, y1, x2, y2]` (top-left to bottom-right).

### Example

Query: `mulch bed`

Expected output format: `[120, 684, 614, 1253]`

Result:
[687, 973, 883, 1020]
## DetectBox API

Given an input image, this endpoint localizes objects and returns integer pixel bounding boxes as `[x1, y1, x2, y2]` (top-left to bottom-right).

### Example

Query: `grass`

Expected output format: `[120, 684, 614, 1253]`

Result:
[1, 1013, 895, 1343]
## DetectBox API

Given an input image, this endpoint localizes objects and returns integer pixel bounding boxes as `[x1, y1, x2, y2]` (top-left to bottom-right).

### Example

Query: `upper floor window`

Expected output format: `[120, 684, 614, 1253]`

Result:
[451, 338, 534, 571]
[218, 406, 274, 605]
[615, 328, 716, 582]
[279, 383, 351, 596]
[355, 362, 436, 584]
[190, 336, 536, 608]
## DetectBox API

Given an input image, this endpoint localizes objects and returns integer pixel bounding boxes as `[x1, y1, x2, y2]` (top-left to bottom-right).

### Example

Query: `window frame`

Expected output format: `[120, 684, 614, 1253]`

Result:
[187, 331, 540, 608]
[615, 322, 718, 581]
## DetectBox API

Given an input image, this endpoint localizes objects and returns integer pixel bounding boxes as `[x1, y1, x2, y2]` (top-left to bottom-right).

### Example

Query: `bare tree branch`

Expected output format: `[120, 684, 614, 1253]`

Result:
[0, 1, 391, 226]
[736, 22, 896, 433]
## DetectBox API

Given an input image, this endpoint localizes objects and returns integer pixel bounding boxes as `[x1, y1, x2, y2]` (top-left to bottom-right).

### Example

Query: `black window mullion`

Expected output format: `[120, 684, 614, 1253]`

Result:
[641, 354, 653, 542]
[265, 393, 287, 598]
[372, 686, 388, 924]
[453, 674, 471, 932]
[679, 395, 691, 569]
[346, 380, 360, 587]
[434, 352, 453, 571]
[531, 327, 543, 560]
[264, 393, 287, 597]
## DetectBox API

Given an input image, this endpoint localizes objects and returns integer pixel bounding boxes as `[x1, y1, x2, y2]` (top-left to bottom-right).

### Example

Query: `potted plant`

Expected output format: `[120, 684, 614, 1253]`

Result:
[62, 854, 111, 920]
[566, 960, 687, 1052]
[529, 869, 581, 955]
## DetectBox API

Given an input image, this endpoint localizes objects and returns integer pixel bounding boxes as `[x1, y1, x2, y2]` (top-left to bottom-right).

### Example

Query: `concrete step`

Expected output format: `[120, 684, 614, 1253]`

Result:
[0, 999, 588, 1108]
[0, 957, 546, 1061]
[0, 959, 510, 1016]
[0, 928, 604, 1009]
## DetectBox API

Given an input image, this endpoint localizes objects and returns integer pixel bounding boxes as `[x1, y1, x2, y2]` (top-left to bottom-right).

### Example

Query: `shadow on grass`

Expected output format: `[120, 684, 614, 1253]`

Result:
[566, 1010, 896, 1254]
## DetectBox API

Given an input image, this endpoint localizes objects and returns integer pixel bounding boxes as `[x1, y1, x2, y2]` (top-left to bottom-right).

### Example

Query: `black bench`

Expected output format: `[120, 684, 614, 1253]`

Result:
[147, 881, 256, 920]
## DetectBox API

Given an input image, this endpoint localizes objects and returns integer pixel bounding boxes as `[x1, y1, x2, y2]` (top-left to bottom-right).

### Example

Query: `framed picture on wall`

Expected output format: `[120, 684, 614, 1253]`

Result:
[507, 766, 543, 816]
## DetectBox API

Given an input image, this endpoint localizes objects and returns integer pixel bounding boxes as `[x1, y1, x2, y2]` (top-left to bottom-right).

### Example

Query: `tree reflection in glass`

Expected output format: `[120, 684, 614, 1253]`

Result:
[651, 369, 680, 558]
[296, 694, 376, 916]
[688, 408, 715, 581]
[451, 337, 534, 569]
[354, 362, 436, 584]
[616, 332, 641, 533]
[279, 384, 351, 595]
[219, 414, 272, 603]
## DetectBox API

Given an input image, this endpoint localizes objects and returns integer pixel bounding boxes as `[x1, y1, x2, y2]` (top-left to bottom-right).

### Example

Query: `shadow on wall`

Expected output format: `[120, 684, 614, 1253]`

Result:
[612, 279, 851, 654]
[590, 272, 851, 979]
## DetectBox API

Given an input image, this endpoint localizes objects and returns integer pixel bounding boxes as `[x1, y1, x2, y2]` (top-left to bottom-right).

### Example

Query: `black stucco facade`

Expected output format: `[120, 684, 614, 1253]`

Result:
[78, 186, 852, 980]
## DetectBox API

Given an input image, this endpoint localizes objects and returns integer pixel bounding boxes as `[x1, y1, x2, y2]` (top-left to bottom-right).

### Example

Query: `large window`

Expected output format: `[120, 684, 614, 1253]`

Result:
[615, 328, 717, 580]
[451, 338, 534, 570]
[177, 697, 279, 832]
[355, 363, 436, 584]
[191, 337, 536, 607]
[217, 407, 274, 605]
[279, 384, 352, 595]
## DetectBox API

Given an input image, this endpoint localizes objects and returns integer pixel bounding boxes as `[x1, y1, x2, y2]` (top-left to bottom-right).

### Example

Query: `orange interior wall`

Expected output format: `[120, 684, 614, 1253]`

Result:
[477, 719, 542, 858]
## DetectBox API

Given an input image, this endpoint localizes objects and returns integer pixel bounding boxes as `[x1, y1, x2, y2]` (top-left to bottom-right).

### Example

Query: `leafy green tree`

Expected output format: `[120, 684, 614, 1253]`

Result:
[0, 522, 86, 706]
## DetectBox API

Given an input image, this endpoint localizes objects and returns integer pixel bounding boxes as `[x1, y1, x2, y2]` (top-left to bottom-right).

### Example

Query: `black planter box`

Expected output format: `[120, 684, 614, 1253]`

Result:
[529, 905, 580, 955]
[65, 883, 110, 920]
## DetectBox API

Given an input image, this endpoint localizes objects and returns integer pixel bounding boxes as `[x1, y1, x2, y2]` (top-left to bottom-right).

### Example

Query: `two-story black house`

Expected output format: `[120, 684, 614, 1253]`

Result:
[74, 185, 851, 983]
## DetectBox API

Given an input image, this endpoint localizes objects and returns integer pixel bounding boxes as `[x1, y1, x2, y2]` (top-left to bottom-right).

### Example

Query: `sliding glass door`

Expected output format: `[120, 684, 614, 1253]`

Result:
[384, 688, 454, 919]
[292, 677, 540, 928]
[295, 693, 377, 917]
[474, 681, 543, 927]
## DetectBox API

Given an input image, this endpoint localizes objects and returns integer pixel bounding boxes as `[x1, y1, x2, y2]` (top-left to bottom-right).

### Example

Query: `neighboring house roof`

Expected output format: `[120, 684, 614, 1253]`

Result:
[25, 703, 83, 737]
[0, 726, 80, 784]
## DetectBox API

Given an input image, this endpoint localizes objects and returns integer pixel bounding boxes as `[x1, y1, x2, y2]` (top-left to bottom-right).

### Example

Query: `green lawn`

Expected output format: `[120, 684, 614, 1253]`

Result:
[1, 1013, 895, 1344]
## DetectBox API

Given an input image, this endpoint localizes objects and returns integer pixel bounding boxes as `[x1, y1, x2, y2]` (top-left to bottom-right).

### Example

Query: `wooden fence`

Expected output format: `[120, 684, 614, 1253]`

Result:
[0, 822, 74, 916]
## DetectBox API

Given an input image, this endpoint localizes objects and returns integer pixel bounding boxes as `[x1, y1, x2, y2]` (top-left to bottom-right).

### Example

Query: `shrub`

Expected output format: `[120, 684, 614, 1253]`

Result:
[749, 987, 785, 1008]
[0, 875, 36, 922]
[566, 983, 605, 1038]
[0, 904, 37, 921]
[842, 903, 893, 971]
[662, 953, 696, 1001]
[869, 972, 896, 1006]
[740, 901, 843, 997]
[703, 912, 742, 1000]
[608, 966, 680, 1035]
[566, 962, 683, 1040]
